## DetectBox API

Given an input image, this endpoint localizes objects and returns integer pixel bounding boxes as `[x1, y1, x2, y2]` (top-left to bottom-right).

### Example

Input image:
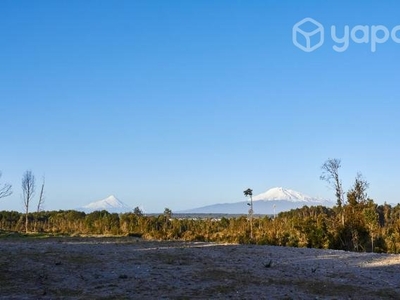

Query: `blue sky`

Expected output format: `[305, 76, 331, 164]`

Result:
[1, 1, 399, 213]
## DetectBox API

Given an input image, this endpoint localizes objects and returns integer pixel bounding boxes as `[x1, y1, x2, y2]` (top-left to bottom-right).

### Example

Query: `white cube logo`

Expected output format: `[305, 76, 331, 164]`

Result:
[293, 18, 324, 52]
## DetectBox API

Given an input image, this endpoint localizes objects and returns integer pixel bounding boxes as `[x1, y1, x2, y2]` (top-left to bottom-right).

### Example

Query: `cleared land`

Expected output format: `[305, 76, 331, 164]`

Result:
[0, 236, 399, 299]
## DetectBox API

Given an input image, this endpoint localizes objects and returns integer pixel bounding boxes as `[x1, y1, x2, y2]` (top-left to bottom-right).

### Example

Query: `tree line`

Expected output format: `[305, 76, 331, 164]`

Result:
[0, 159, 399, 253]
[0, 200, 399, 253]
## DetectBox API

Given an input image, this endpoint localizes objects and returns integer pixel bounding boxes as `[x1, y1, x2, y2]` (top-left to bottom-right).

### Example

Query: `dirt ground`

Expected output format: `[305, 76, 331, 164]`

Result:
[0, 237, 399, 299]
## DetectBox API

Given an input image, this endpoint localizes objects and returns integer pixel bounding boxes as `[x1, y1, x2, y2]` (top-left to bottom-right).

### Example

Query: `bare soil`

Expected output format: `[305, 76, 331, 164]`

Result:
[0, 237, 399, 299]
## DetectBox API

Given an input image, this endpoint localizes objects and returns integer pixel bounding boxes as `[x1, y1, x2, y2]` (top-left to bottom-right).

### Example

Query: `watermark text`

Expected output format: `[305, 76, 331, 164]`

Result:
[293, 17, 400, 52]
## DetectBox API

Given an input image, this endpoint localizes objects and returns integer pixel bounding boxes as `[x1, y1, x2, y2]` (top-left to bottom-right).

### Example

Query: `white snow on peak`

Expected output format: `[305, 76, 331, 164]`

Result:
[252, 187, 329, 203]
[83, 195, 131, 210]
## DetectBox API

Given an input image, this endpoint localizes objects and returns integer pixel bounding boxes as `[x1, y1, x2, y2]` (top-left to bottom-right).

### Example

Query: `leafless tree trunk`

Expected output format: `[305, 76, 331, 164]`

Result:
[22, 170, 35, 233]
[320, 158, 345, 226]
[0, 172, 12, 199]
[37, 177, 45, 212]
[320, 158, 344, 207]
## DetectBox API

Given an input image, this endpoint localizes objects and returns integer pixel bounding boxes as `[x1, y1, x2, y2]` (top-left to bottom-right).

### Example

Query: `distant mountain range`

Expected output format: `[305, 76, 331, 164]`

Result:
[180, 187, 333, 215]
[78, 195, 133, 214]
[76, 188, 333, 215]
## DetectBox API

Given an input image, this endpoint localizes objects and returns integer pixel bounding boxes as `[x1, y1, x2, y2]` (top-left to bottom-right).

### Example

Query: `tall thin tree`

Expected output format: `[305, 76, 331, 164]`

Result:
[22, 170, 35, 233]
[320, 158, 345, 226]
[320, 158, 344, 207]
[244, 188, 254, 239]
[37, 176, 45, 212]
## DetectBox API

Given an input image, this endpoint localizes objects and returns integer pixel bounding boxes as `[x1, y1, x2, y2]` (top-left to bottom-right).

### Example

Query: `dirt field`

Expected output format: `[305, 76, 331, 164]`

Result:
[0, 236, 399, 299]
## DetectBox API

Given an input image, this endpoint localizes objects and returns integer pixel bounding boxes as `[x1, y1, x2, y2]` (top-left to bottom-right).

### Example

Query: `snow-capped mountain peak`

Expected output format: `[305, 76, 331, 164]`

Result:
[252, 187, 328, 203]
[180, 187, 333, 215]
[80, 195, 132, 213]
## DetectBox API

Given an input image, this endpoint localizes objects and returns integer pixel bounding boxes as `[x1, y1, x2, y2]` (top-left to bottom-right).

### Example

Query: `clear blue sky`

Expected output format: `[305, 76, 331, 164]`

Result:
[1, 1, 399, 213]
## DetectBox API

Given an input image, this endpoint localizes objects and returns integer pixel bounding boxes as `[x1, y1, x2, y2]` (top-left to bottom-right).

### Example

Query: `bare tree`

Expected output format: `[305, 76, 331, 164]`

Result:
[37, 176, 45, 212]
[22, 170, 35, 233]
[0, 171, 12, 199]
[320, 158, 344, 207]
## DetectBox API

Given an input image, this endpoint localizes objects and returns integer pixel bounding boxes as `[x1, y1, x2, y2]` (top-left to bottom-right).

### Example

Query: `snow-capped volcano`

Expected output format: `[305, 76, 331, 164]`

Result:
[180, 187, 333, 215]
[253, 187, 328, 203]
[79, 195, 132, 213]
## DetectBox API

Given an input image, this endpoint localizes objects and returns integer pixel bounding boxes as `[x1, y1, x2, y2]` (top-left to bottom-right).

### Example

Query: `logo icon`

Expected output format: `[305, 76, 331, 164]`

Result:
[293, 18, 324, 52]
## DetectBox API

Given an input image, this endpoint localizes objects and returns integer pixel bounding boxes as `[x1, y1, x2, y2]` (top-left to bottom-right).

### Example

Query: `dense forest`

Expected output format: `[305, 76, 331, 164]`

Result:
[1, 199, 400, 254]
